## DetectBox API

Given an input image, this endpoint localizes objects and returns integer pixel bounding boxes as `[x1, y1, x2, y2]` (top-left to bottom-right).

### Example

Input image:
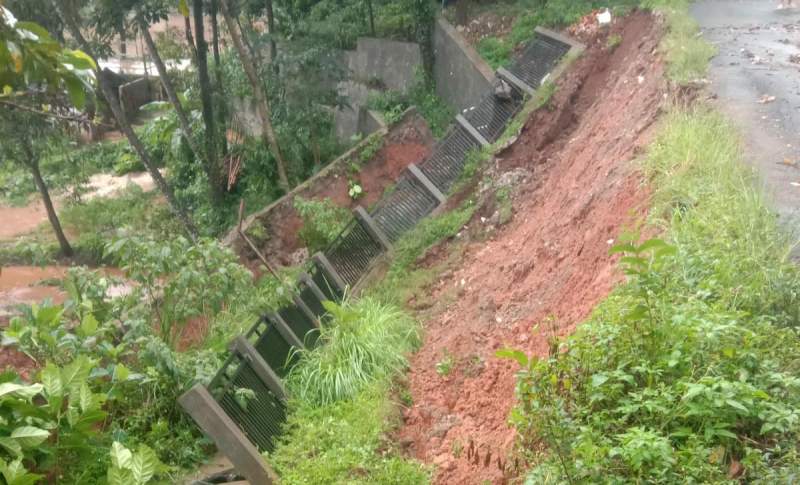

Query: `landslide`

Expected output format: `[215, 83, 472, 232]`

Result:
[397, 10, 667, 484]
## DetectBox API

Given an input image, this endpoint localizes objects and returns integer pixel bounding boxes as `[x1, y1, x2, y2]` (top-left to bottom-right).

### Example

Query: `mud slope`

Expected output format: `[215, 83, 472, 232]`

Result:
[398, 12, 666, 484]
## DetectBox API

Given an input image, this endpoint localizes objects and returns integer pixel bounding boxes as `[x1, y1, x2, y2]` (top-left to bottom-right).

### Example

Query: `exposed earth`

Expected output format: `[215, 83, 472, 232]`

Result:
[397, 11, 665, 484]
[692, 0, 800, 239]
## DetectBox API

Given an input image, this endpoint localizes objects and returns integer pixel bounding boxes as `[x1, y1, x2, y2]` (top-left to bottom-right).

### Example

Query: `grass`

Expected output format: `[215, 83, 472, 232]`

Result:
[270, 298, 427, 483]
[286, 298, 421, 406]
[269, 380, 430, 484]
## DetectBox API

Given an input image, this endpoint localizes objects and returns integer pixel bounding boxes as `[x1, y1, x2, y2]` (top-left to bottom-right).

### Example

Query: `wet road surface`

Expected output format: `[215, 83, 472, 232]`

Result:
[692, 1, 800, 239]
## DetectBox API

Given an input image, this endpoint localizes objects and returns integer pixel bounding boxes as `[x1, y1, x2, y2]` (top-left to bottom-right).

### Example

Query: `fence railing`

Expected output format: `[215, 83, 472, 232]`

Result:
[178, 27, 584, 484]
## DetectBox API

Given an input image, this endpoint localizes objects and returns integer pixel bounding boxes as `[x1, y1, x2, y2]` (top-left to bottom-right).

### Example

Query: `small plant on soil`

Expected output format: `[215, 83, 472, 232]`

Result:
[435, 350, 455, 376]
[348, 180, 364, 200]
[607, 33, 623, 49]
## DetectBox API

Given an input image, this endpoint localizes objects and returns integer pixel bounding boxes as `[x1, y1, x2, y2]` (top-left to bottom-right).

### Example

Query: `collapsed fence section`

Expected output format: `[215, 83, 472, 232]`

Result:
[179, 28, 580, 485]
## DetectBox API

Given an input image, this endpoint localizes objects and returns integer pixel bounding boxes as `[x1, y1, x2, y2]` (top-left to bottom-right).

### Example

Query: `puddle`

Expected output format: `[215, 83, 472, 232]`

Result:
[0, 266, 69, 308]
[0, 199, 54, 240]
[0, 170, 159, 241]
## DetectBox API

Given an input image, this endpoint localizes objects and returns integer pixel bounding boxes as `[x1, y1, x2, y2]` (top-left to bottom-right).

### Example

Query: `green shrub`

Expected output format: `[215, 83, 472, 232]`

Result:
[294, 196, 351, 252]
[286, 298, 420, 406]
[478, 37, 513, 70]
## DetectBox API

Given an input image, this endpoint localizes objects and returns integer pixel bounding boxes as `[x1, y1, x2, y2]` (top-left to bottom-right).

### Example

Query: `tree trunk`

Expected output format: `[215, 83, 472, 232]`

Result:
[210, 0, 229, 157]
[136, 12, 204, 166]
[264, 0, 278, 67]
[53, 1, 198, 239]
[366, 0, 375, 36]
[219, 0, 290, 191]
[184, 14, 198, 64]
[193, 0, 225, 204]
[22, 141, 73, 257]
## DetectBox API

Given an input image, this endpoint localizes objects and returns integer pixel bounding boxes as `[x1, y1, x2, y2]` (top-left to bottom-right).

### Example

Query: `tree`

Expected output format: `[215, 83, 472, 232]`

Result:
[0, 109, 75, 256]
[132, 4, 205, 172]
[219, 0, 290, 190]
[51, 0, 199, 239]
[191, 0, 225, 204]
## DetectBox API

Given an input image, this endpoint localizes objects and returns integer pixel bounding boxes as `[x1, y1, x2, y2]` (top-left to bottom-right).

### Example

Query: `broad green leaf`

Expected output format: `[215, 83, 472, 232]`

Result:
[609, 242, 637, 255]
[0, 382, 42, 400]
[40, 363, 62, 399]
[130, 446, 160, 484]
[0, 457, 43, 485]
[64, 76, 86, 110]
[0, 437, 22, 457]
[725, 399, 749, 413]
[110, 441, 133, 470]
[495, 348, 529, 367]
[591, 373, 609, 387]
[113, 364, 130, 382]
[78, 314, 98, 338]
[637, 238, 669, 253]
[107, 464, 132, 485]
[10, 427, 49, 448]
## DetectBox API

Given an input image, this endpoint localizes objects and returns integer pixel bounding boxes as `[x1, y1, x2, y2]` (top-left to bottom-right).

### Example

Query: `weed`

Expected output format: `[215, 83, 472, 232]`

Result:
[294, 196, 351, 252]
[452, 440, 464, 459]
[607, 33, 623, 50]
[435, 350, 455, 376]
[649, 1, 716, 84]
[477, 37, 513, 70]
[495, 187, 514, 225]
[286, 298, 421, 406]
[269, 380, 430, 484]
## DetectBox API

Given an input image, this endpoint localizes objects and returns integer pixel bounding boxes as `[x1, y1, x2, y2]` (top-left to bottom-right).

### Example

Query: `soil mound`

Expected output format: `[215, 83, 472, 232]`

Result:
[398, 11, 666, 484]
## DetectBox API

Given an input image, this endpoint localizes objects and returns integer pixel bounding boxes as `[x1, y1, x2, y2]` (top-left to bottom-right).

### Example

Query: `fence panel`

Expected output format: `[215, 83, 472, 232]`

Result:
[371, 171, 442, 242]
[324, 219, 384, 288]
[210, 355, 287, 453]
[507, 32, 571, 89]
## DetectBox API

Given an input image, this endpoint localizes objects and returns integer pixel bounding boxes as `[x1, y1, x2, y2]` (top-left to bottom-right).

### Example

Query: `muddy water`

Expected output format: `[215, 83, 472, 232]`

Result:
[0, 199, 53, 240]
[0, 170, 158, 241]
[0, 266, 68, 308]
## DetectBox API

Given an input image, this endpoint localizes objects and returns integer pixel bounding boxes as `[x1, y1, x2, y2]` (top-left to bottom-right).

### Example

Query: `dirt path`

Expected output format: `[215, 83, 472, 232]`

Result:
[398, 12, 666, 484]
[692, 1, 800, 241]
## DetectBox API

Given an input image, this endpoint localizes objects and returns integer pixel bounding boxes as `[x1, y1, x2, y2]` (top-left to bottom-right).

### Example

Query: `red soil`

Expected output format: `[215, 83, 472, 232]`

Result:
[397, 12, 666, 484]
[237, 114, 434, 268]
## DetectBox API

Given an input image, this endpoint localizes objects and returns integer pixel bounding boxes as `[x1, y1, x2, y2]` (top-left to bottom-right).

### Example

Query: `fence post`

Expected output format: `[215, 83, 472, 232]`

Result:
[312, 252, 347, 294]
[268, 312, 305, 350]
[496, 67, 535, 96]
[456, 114, 490, 147]
[407, 164, 447, 205]
[230, 336, 288, 401]
[353, 206, 393, 251]
[178, 384, 278, 485]
[299, 272, 329, 304]
[293, 294, 320, 328]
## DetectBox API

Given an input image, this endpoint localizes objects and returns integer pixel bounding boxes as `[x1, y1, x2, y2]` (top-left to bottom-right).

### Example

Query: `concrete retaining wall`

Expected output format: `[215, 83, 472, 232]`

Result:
[118, 77, 152, 117]
[433, 17, 495, 113]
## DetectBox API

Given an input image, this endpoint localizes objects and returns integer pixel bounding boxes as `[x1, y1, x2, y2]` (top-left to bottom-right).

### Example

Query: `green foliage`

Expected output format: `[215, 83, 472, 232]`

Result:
[294, 196, 351, 253]
[504, 109, 800, 482]
[655, 2, 716, 84]
[0, 5, 95, 108]
[106, 442, 165, 485]
[435, 350, 454, 376]
[367, 73, 454, 138]
[0, 356, 112, 483]
[477, 37, 513, 70]
[287, 298, 420, 406]
[270, 380, 430, 484]
[106, 236, 251, 348]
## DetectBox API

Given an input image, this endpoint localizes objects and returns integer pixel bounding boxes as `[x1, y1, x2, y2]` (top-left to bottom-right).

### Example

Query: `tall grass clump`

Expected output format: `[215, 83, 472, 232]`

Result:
[286, 298, 420, 406]
[507, 108, 800, 483]
[644, 0, 716, 84]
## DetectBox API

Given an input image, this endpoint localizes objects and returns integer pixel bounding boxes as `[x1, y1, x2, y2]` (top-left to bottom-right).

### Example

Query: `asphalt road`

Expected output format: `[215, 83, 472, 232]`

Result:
[692, 1, 800, 242]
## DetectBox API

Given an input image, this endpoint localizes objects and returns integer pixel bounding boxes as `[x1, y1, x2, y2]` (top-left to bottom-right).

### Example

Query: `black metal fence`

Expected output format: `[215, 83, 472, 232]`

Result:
[189, 28, 574, 461]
